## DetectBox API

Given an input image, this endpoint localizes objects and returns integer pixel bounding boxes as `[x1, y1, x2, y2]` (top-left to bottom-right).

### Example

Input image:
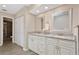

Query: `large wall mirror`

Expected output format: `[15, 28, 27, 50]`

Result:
[53, 8, 72, 33]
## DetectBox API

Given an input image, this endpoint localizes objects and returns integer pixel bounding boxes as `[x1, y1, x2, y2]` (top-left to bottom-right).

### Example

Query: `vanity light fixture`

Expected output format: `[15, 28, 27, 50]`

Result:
[2, 5, 7, 11]
[2, 5, 6, 7]
[44, 6, 48, 9]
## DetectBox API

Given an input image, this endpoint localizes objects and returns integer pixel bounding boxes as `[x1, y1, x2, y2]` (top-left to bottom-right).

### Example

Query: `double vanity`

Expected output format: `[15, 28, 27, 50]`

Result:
[28, 32, 76, 55]
[27, 8, 78, 55]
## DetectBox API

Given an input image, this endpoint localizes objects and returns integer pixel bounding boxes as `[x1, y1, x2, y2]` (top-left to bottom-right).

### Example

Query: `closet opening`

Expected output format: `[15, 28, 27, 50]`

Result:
[3, 17, 12, 45]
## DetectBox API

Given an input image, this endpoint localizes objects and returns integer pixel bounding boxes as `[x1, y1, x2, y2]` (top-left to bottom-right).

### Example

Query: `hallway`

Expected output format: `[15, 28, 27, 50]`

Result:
[0, 40, 36, 55]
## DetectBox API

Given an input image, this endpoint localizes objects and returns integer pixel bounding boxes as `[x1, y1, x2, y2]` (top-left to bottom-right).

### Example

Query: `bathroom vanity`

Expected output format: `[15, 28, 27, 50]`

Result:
[28, 8, 78, 55]
[28, 32, 76, 55]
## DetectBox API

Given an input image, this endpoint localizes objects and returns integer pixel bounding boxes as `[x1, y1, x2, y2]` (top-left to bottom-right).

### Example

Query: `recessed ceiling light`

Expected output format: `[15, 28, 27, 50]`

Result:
[36, 10, 40, 13]
[2, 5, 6, 7]
[44, 6, 48, 9]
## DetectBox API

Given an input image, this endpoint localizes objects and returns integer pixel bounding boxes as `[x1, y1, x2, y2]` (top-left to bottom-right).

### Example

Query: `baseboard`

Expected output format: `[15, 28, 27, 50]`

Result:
[12, 40, 15, 43]
[15, 42, 28, 51]
[23, 48, 28, 51]
[14, 42, 23, 47]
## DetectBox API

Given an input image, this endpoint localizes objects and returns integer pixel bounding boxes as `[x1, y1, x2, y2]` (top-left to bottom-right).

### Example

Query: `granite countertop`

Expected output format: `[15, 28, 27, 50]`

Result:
[29, 32, 75, 41]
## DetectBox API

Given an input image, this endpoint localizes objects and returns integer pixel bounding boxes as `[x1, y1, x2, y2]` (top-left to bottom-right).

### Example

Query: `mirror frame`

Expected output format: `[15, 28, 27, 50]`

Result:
[52, 8, 73, 33]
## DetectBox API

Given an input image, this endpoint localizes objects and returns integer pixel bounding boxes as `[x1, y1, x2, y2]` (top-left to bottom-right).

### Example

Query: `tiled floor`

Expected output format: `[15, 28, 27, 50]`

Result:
[0, 40, 37, 55]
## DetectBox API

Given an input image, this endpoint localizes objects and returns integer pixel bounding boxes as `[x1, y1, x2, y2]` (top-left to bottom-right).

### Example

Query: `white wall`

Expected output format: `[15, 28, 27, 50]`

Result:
[14, 7, 36, 49]
[35, 5, 79, 34]
[35, 17, 42, 32]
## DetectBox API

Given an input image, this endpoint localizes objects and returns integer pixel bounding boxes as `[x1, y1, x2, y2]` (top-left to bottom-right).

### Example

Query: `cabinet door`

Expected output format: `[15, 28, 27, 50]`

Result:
[59, 40, 75, 55]
[38, 36, 46, 55]
[28, 35, 38, 52]
[47, 45, 58, 55]
[28, 35, 34, 50]
[33, 36, 39, 53]
[60, 47, 75, 55]
[46, 38, 58, 55]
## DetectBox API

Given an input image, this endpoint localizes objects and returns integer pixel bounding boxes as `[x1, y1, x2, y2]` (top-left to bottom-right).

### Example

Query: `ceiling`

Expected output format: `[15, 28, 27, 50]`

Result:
[30, 4, 62, 15]
[0, 4, 31, 15]
[0, 4, 62, 15]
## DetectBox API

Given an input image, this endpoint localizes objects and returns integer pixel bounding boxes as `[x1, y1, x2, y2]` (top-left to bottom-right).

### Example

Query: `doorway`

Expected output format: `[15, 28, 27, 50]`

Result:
[3, 17, 12, 44]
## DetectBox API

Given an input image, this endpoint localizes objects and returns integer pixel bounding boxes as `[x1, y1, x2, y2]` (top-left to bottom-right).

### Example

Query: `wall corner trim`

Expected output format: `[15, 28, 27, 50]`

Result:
[0, 43, 3, 46]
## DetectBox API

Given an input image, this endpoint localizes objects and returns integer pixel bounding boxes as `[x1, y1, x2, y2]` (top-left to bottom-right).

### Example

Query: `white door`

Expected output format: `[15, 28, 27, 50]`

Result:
[14, 16, 25, 47]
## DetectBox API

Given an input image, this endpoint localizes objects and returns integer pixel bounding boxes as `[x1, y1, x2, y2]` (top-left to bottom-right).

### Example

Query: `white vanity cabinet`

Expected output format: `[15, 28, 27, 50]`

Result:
[46, 38, 76, 55]
[28, 34, 76, 55]
[28, 35, 46, 54]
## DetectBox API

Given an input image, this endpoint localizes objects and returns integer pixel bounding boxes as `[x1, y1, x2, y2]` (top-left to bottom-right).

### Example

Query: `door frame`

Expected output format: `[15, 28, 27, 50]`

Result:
[0, 15, 14, 46]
